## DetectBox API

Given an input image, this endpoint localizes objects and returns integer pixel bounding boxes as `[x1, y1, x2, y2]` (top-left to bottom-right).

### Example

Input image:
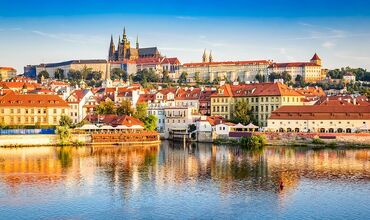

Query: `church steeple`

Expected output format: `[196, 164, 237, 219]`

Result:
[123, 27, 127, 40]
[136, 35, 139, 49]
[202, 49, 208, 63]
[108, 35, 115, 61]
[209, 50, 213, 62]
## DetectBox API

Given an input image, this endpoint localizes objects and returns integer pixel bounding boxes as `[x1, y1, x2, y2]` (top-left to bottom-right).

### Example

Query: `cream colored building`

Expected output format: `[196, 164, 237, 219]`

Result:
[0, 92, 69, 127]
[267, 105, 370, 133]
[268, 54, 323, 83]
[36, 60, 109, 80]
[180, 60, 272, 83]
[211, 83, 304, 127]
[0, 67, 17, 81]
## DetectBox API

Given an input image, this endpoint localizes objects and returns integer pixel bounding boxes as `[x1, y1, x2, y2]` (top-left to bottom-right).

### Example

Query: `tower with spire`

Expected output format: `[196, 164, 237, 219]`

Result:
[209, 50, 213, 62]
[310, 53, 321, 66]
[202, 49, 208, 63]
[108, 27, 161, 62]
[108, 35, 116, 61]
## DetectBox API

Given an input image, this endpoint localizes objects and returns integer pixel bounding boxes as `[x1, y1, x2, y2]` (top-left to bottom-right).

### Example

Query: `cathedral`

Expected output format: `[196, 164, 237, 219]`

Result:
[108, 28, 161, 61]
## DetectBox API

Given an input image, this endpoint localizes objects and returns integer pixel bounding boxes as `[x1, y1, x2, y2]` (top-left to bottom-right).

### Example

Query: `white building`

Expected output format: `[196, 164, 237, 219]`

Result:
[66, 89, 93, 124]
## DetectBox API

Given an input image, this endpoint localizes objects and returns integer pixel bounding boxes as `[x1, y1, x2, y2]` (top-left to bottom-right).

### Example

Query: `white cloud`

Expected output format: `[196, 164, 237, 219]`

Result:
[322, 41, 335, 48]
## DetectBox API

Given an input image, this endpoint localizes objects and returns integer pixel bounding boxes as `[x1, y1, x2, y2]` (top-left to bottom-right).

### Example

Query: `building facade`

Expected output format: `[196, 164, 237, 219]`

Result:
[0, 92, 69, 126]
[0, 67, 17, 81]
[210, 83, 305, 127]
[267, 105, 370, 133]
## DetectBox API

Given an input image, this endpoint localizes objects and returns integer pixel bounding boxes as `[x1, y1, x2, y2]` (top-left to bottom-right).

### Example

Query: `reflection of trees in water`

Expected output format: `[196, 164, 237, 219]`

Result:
[57, 147, 73, 168]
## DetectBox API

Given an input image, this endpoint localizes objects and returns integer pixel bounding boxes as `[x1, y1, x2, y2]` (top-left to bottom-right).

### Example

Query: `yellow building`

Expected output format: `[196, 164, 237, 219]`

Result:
[211, 83, 304, 126]
[0, 67, 17, 81]
[0, 91, 69, 127]
[267, 105, 370, 133]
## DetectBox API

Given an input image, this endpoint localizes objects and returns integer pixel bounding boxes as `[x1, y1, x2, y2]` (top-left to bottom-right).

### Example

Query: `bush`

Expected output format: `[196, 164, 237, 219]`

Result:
[312, 137, 325, 145]
[239, 135, 267, 150]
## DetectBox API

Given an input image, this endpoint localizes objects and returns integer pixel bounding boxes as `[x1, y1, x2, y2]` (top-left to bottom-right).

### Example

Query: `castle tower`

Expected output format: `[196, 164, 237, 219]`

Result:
[202, 49, 208, 63]
[136, 35, 139, 49]
[310, 53, 321, 66]
[209, 50, 213, 63]
[108, 35, 116, 61]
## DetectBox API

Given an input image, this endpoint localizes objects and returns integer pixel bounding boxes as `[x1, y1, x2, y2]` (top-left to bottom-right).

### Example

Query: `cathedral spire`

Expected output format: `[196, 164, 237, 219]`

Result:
[209, 50, 213, 62]
[202, 49, 208, 63]
[108, 35, 116, 61]
[136, 35, 139, 49]
[123, 27, 127, 39]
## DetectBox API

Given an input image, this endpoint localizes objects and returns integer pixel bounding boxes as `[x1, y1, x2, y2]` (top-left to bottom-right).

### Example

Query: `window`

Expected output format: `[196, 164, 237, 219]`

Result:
[17, 109, 21, 114]
[53, 109, 57, 114]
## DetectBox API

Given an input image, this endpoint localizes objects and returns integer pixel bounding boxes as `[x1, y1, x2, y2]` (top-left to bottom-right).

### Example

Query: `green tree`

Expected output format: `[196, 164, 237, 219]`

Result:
[116, 100, 134, 116]
[134, 103, 148, 121]
[178, 72, 188, 85]
[54, 68, 65, 80]
[95, 100, 116, 115]
[59, 115, 73, 127]
[143, 115, 157, 131]
[111, 68, 128, 81]
[81, 65, 93, 80]
[231, 100, 252, 125]
[213, 76, 221, 85]
[38, 70, 49, 81]
[162, 70, 171, 83]
[255, 73, 264, 82]
[56, 125, 71, 146]
[133, 69, 160, 83]
[194, 72, 201, 84]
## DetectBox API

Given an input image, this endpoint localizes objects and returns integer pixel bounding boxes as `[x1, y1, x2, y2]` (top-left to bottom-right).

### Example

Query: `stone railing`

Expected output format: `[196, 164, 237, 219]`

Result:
[91, 132, 160, 143]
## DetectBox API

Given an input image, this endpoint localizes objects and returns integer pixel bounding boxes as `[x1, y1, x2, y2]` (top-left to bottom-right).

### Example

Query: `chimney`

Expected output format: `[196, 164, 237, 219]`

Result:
[353, 98, 356, 105]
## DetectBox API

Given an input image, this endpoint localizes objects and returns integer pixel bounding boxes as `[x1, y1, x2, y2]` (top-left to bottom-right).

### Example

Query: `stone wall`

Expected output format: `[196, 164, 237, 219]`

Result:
[0, 134, 91, 146]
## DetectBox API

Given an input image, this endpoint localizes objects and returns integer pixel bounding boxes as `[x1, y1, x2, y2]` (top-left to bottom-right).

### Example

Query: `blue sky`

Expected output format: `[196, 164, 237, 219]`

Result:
[1, 0, 370, 72]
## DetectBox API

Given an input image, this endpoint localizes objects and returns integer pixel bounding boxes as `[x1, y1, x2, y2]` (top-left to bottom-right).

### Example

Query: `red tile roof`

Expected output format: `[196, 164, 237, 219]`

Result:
[0, 82, 40, 90]
[85, 114, 144, 127]
[0, 93, 69, 107]
[183, 60, 272, 67]
[311, 53, 321, 60]
[270, 105, 370, 120]
[212, 83, 303, 97]
[0, 67, 16, 71]
[269, 62, 320, 68]
[176, 88, 201, 100]
[137, 94, 156, 103]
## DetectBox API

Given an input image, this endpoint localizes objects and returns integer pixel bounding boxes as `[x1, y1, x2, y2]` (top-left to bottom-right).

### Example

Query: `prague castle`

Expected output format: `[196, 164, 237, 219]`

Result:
[108, 28, 161, 61]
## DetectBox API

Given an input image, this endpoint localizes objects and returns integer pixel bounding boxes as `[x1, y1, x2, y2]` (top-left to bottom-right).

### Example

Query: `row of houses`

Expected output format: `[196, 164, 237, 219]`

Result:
[0, 77, 369, 138]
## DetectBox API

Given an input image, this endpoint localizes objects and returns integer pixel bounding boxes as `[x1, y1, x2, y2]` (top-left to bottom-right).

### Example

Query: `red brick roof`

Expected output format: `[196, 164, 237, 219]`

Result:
[270, 105, 370, 120]
[0, 82, 40, 90]
[0, 93, 69, 107]
[0, 67, 16, 71]
[176, 88, 201, 100]
[311, 53, 321, 60]
[137, 94, 156, 103]
[85, 114, 144, 127]
[269, 62, 320, 68]
[183, 60, 271, 67]
[212, 83, 303, 97]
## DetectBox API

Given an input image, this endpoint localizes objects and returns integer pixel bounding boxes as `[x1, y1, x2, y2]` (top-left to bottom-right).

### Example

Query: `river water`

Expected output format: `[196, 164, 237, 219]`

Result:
[0, 142, 369, 220]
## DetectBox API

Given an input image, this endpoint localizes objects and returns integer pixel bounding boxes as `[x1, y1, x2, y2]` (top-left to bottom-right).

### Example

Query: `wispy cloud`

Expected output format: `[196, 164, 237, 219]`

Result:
[175, 16, 198, 20]
[335, 54, 370, 61]
[31, 30, 105, 44]
[322, 41, 335, 49]
[161, 47, 202, 52]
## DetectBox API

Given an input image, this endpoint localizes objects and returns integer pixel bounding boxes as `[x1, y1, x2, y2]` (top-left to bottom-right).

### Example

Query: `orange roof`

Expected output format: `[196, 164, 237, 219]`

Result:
[269, 62, 320, 68]
[212, 83, 303, 97]
[176, 88, 201, 100]
[137, 94, 156, 103]
[270, 105, 370, 120]
[0, 82, 40, 90]
[85, 114, 144, 127]
[294, 87, 326, 97]
[183, 60, 271, 67]
[0, 93, 69, 107]
[0, 67, 16, 71]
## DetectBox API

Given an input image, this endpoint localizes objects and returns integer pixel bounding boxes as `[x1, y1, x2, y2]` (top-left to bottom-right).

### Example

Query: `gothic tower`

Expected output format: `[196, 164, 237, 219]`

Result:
[310, 53, 322, 66]
[209, 50, 213, 62]
[202, 49, 208, 63]
[108, 35, 116, 61]
[136, 35, 139, 49]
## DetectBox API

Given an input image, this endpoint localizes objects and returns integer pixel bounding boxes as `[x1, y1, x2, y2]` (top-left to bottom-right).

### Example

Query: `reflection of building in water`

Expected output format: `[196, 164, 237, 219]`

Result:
[0, 147, 64, 188]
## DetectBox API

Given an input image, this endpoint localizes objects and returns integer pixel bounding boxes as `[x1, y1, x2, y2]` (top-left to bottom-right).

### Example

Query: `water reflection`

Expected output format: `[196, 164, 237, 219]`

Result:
[0, 143, 369, 219]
